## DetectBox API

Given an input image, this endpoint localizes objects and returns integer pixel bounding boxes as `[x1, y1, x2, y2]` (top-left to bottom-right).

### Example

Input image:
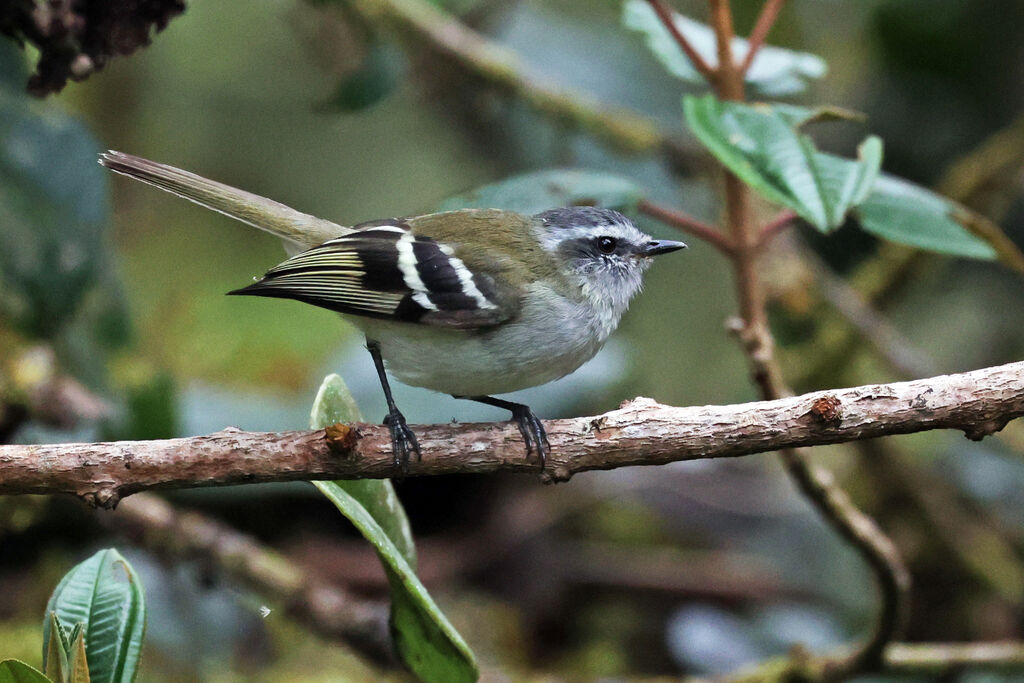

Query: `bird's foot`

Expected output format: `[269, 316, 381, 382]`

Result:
[382, 410, 420, 474]
[509, 404, 550, 469]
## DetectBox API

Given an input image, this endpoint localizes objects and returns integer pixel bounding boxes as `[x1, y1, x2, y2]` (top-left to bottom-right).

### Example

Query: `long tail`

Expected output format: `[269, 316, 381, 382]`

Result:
[99, 151, 347, 250]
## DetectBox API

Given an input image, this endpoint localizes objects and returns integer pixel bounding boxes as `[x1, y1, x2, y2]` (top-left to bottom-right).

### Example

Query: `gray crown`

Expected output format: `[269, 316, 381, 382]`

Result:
[535, 206, 632, 229]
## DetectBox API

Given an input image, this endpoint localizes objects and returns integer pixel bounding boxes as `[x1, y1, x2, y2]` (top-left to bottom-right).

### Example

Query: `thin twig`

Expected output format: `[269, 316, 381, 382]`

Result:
[779, 448, 911, 675]
[644, 0, 717, 83]
[109, 493, 395, 664]
[637, 198, 734, 254]
[705, 0, 909, 674]
[858, 440, 1024, 605]
[739, 0, 786, 75]
[708, 0, 742, 99]
[0, 361, 1020, 506]
[885, 641, 1024, 671]
[726, 641, 1024, 681]
[346, 0, 666, 154]
[800, 243, 937, 380]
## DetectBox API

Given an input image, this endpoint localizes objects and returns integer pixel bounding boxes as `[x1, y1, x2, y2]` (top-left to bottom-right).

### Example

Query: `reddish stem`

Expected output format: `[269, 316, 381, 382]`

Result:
[638, 199, 734, 255]
[708, 0, 743, 100]
[704, 0, 908, 674]
[739, 0, 786, 75]
[645, 0, 717, 84]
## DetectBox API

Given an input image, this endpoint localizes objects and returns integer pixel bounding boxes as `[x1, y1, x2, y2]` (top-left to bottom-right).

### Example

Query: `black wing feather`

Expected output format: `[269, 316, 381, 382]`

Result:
[229, 221, 516, 328]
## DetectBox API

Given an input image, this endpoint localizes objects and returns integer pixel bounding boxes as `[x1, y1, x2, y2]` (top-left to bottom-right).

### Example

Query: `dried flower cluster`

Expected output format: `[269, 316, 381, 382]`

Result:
[0, 0, 186, 96]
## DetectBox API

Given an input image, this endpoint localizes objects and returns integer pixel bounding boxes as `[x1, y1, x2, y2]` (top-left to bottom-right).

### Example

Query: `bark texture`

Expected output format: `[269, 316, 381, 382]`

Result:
[1, 361, 1021, 508]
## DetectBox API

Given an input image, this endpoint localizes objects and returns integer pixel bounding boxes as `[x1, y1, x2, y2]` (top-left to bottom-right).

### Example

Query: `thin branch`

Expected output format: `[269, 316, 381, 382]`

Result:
[858, 440, 1024, 606]
[644, 0, 717, 83]
[109, 493, 395, 665]
[708, 0, 743, 100]
[885, 641, 1024, 672]
[738, 0, 786, 75]
[727, 641, 1024, 681]
[637, 198, 734, 254]
[1, 344, 111, 436]
[779, 447, 911, 674]
[0, 362, 1020, 507]
[706, 0, 907, 672]
[346, 0, 666, 154]
[757, 208, 799, 247]
[800, 243, 937, 380]
[935, 111, 1024, 274]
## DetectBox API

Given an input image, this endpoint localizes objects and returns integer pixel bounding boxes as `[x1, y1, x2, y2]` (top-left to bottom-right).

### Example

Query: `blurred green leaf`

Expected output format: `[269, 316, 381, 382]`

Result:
[311, 380, 474, 683]
[683, 95, 882, 232]
[770, 103, 867, 128]
[309, 374, 416, 566]
[319, 40, 403, 112]
[0, 660, 51, 683]
[0, 71, 126, 344]
[315, 482, 477, 683]
[43, 550, 146, 683]
[854, 174, 997, 259]
[0, 42, 27, 91]
[101, 372, 178, 442]
[438, 169, 641, 214]
[622, 0, 826, 95]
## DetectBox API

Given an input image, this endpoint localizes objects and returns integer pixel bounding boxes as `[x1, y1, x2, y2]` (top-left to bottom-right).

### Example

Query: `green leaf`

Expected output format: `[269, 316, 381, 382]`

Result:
[310, 378, 476, 683]
[0, 93, 106, 337]
[44, 613, 70, 682]
[0, 74, 128, 346]
[437, 169, 641, 215]
[683, 95, 1000, 259]
[43, 550, 146, 683]
[854, 174, 997, 259]
[0, 661, 52, 683]
[683, 95, 882, 232]
[66, 631, 90, 683]
[315, 482, 478, 683]
[812, 135, 883, 229]
[622, 0, 826, 95]
[309, 374, 416, 567]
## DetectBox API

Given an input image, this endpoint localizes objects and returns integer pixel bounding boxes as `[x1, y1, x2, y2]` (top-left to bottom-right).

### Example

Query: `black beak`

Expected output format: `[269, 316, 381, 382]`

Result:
[640, 240, 687, 257]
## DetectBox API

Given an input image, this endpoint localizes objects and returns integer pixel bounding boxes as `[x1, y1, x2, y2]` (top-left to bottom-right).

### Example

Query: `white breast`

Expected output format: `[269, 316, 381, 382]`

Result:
[347, 283, 617, 397]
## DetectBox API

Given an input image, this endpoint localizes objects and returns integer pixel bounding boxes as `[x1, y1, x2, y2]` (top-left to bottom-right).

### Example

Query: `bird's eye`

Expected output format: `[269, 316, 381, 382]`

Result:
[596, 236, 617, 254]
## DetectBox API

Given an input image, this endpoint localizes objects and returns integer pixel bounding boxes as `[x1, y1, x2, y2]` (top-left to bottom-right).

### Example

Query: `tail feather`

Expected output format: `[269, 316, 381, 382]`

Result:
[99, 151, 347, 250]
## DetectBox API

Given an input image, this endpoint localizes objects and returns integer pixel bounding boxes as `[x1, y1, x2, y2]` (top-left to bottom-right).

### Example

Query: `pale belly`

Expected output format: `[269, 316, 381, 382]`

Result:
[345, 288, 614, 397]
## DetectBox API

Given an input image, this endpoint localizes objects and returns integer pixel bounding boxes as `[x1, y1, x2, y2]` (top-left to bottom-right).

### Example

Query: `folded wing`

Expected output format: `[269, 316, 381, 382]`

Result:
[229, 220, 518, 329]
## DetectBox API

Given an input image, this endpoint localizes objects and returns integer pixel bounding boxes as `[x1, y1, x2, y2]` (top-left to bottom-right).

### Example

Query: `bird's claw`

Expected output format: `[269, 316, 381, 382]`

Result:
[383, 410, 420, 475]
[510, 405, 550, 469]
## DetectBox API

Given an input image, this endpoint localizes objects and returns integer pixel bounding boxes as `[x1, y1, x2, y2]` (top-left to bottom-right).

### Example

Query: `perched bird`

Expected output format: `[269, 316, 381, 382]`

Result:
[99, 151, 685, 471]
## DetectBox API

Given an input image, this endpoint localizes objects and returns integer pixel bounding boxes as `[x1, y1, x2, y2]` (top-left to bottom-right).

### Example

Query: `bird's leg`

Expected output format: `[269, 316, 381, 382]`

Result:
[367, 340, 420, 473]
[455, 395, 549, 468]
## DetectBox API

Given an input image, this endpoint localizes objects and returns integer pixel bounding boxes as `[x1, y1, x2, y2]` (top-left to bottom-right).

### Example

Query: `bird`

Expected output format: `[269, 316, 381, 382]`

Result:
[99, 151, 685, 472]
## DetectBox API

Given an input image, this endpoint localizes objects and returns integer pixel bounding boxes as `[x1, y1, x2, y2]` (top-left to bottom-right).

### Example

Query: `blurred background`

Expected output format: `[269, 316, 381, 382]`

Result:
[1, 0, 1023, 679]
